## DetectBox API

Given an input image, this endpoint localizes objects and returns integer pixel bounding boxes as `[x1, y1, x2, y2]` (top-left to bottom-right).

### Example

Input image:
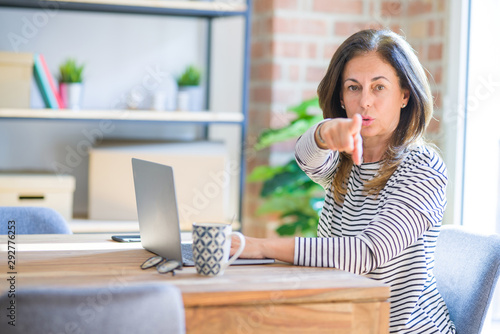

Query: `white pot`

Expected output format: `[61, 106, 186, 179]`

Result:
[60, 82, 83, 110]
[178, 86, 203, 111]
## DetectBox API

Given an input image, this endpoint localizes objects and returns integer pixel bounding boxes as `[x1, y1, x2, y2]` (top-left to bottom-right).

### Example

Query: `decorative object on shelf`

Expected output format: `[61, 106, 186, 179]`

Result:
[125, 88, 145, 110]
[177, 65, 203, 111]
[33, 54, 62, 109]
[58, 58, 84, 110]
[152, 72, 178, 111]
[248, 97, 324, 237]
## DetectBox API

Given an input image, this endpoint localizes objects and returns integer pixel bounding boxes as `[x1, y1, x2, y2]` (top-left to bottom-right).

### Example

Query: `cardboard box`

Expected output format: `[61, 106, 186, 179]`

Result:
[88, 141, 229, 228]
[0, 173, 76, 221]
[0, 52, 33, 108]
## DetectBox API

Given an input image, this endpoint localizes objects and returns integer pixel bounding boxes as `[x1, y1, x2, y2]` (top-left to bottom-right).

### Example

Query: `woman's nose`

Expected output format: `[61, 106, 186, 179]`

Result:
[359, 90, 374, 109]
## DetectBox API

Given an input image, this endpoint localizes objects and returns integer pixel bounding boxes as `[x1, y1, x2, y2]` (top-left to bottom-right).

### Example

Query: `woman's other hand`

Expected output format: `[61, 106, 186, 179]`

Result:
[230, 235, 296, 263]
[230, 235, 264, 258]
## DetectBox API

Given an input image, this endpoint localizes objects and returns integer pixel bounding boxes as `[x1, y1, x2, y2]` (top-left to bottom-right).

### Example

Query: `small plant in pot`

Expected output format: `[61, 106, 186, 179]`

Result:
[177, 65, 203, 111]
[58, 58, 85, 110]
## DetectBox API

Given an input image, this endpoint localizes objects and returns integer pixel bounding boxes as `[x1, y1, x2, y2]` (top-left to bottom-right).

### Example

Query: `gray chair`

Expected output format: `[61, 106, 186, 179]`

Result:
[0, 206, 72, 234]
[434, 225, 500, 334]
[0, 282, 186, 334]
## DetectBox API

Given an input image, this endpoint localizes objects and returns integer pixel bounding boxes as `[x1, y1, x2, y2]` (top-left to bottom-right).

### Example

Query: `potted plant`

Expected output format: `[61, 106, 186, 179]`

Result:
[248, 97, 324, 237]
[58, 58, 84, 110]
[177, 65, 202, 111]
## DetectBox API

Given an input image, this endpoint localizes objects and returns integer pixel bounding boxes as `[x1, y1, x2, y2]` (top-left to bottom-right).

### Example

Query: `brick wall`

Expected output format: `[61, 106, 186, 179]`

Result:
[244, 0, 448, 236]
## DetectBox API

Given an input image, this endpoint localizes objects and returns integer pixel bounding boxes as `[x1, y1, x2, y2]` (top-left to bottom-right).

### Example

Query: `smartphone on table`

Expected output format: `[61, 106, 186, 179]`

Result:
[111, 235, 141, 242]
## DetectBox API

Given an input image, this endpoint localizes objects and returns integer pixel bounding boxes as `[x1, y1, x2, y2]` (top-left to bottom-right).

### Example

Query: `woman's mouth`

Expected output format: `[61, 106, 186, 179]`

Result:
[362, 116, 374, 127]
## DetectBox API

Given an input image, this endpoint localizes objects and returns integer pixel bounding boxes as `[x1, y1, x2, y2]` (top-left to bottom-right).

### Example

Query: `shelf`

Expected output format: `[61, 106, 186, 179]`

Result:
[0, 108, 244, 124]
[0, 0, 248, 17]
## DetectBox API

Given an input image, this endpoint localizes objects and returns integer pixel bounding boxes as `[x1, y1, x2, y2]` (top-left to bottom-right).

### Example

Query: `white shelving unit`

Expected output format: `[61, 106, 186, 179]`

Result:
[0, 0, 252, 224]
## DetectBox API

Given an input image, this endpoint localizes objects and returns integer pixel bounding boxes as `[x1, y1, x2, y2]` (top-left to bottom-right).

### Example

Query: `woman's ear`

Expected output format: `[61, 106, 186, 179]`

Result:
[402, 89, 410, 106]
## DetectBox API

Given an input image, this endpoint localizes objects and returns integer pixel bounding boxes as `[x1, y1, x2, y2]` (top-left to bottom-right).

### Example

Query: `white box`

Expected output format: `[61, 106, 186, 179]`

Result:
[0, 52, 33, 108]
[0, 173, 76, 221]
[88, 141, 230, 229]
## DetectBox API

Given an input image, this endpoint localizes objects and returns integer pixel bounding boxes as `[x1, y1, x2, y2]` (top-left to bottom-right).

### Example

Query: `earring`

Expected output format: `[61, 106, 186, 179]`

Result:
[341, 105, 345, 109]
[402, 104, 406, 108]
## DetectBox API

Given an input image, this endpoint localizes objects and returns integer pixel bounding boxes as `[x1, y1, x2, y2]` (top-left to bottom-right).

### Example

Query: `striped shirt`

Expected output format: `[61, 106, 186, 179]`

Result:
[294, 123, 456, 333]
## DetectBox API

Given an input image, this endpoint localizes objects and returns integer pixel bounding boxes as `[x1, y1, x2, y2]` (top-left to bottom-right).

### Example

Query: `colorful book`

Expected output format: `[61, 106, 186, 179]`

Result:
[33, 53, 59, 109]
[39, 54, 64, 108]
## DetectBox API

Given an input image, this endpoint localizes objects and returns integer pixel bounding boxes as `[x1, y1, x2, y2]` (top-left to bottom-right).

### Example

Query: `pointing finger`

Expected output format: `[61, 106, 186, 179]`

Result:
[352, 133, 363, 165]
[350, 114, 362, 135]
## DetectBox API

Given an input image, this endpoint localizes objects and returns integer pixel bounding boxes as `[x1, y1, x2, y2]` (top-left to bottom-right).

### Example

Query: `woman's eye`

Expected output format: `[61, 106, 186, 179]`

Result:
[348, 85, 359, 91]
[375, 85, 385, 91]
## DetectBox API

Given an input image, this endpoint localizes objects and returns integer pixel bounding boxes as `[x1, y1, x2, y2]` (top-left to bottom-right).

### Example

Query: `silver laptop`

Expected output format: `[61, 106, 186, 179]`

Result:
[131, 158, 274, 267]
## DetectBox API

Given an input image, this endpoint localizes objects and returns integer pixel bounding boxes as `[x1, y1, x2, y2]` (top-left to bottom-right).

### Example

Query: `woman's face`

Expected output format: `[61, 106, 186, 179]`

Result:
[340, 51, 409, 144]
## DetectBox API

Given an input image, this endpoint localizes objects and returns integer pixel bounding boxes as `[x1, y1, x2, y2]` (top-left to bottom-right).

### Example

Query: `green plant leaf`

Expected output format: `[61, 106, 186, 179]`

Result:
[288, 96, 321, 118]
[275, 216, 318, 237]
[177, 65, 201, 86]
[255, 114, 323, 150]
[287, 214, 319, 237]
[58, 58, 84, 83]
[276, 223, 299, 236]
[260, 164, 311, 197]
[280, 210, 316, 220]
[259, 160, 323, 197]
[256, 193, 317, 215]
[247, 164, 290, 182]
[301, 226, 318, 238]
[255, 195, 299, 215]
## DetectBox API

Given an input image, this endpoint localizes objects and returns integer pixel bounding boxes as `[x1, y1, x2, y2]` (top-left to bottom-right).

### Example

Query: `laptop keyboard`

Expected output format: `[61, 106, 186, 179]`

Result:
[181, 243, 194, 262]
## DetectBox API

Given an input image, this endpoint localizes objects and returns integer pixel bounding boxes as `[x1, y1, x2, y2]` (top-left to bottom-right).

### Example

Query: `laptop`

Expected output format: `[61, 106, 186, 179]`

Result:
[130, 158, 275, 267]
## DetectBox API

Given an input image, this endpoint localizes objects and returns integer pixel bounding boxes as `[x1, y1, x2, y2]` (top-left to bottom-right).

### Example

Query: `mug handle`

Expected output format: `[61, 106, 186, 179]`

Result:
[223, 231, 246, 269]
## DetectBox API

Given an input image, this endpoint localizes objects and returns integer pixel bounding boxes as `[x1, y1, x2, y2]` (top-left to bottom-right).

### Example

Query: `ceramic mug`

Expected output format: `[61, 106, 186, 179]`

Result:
[192, 222, 245, 276]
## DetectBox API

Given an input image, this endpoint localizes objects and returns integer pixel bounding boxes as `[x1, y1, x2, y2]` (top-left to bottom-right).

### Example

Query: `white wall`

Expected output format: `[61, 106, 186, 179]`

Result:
[0, 7, 243, 218]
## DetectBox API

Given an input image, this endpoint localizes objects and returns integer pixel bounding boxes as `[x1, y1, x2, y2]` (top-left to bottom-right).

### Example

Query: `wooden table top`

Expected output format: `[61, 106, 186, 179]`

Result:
[0, 234, 390, 308]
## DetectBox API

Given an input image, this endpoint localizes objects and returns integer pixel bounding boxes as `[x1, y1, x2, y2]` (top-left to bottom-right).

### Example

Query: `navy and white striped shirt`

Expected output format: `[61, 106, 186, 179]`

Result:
[294, 123, 456, 333]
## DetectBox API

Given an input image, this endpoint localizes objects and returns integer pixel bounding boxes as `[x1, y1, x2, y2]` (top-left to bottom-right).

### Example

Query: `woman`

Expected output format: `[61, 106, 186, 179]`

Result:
[232, 29, 455, 333]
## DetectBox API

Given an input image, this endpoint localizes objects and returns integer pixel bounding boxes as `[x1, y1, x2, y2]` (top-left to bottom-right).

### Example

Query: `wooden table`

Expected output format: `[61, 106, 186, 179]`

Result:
[0, 234, 390, 334]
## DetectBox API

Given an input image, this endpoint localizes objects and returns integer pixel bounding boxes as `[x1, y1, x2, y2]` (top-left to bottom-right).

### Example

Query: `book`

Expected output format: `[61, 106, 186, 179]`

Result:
[39, 54, 64, 108]
[33, 53, 59, 109]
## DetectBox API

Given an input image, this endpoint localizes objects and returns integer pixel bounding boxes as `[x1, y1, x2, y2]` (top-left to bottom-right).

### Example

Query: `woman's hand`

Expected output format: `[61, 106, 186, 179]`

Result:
[230, 235, 296, 263]
[316, 114, 363, 165]
[230, 235, 265, 259]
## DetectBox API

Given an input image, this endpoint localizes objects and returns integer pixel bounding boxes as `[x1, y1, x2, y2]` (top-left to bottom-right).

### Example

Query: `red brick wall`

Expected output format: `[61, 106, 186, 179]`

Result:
[244, 0, 448, 236]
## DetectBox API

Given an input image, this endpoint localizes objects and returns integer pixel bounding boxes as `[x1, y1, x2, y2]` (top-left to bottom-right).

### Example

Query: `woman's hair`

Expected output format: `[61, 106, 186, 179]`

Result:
[317, 29, 433, 203]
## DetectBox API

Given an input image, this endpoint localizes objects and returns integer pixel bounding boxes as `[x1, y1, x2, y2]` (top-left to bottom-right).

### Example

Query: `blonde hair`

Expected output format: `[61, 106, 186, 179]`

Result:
[317, 29, 433, 203]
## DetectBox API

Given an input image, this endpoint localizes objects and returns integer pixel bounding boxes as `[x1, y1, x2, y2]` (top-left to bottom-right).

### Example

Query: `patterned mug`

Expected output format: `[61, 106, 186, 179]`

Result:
[192, 222, 245, 276]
